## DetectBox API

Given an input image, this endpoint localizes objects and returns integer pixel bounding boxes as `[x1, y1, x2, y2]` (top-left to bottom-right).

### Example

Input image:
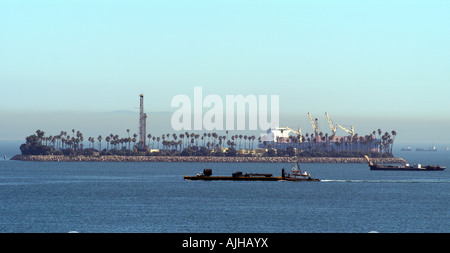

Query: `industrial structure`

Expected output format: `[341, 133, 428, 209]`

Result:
[137, 94, 147, 150]
[284, 126, 302, 142]
[325, 112, 337, 136]
[261, 127, 291, 143]
[259, 112, 379, 153]
[307, 112, 319, 137]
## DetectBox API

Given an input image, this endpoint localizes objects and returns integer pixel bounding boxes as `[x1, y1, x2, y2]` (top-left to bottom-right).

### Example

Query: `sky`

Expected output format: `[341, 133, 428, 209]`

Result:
[1, 0, 450, 144]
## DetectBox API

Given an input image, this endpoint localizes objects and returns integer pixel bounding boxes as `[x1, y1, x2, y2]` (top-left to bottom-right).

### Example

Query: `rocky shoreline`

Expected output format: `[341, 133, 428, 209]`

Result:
[10, 155, 407, 164]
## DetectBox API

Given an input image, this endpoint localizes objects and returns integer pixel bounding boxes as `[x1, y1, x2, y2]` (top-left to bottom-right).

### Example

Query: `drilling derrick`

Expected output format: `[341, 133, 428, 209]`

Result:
[138, 94, 147, 150]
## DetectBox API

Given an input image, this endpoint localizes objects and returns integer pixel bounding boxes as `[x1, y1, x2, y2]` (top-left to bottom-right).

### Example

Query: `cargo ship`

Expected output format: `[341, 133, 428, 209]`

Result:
[184, 166, 320, 182]
[364, 156, 445, 171]
[416, 146, 437, 151]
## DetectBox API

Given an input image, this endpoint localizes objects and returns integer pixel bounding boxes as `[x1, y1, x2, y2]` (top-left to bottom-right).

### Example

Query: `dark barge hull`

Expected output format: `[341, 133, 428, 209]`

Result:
[370, 165, 446, 171]
[184, 175, 280, 181]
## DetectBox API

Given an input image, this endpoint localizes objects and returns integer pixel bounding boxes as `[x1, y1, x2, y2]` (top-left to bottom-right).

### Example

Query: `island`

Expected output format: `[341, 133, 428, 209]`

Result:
[11, 129, 405, 164]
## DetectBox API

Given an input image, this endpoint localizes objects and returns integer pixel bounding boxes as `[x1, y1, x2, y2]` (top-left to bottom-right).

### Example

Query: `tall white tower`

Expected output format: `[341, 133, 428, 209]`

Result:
[138, 94, 147, 149]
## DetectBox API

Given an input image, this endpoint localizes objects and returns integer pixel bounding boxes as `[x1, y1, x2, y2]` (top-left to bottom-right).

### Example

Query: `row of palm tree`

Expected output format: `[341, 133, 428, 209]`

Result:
[30, 129, 260, 153]
[29, 128, 397, 154]
[146, 132, 259, 151]
[32, 129, 136, 152]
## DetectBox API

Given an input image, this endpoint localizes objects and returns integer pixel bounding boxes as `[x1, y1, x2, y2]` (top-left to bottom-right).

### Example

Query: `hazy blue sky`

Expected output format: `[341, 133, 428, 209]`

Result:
[1, 0, 449, 144]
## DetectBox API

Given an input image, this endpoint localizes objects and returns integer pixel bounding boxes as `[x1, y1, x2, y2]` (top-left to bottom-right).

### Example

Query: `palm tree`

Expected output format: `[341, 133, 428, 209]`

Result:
[381, 132, 390, 154]
[177, 140, 183, 151]
[133, 133, 138, 149]
[391, 130, 397, 154]
[218, 136, 223, 149]
[113, 135, 119, 149]
[185, 132, 190, 147]
[105, 136, 111, 150]
[190, 133, 195, 147]
[35, 129, 45, 145]
[76, 131, 83, 150]
[98, 135, 102, 151]
[161, 135, 166, 149]
[132, 136, 137, 149]
[238, 134, 243, 150]
[126, 130, 130, 149]
[212, 133, 218, 149]
[147, 134, 152, 148]
[179, 133, 184, 149]
[66, 138, 73, 149]
[195, 134, 199, 147]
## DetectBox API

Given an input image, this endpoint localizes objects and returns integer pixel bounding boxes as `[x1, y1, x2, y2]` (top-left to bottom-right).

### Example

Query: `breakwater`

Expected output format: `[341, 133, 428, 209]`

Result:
[10, 155, 407, 164]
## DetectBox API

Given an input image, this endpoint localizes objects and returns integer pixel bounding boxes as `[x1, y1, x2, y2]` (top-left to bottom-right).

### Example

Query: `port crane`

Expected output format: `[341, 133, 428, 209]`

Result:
[337, 124, 355, 138]
[307, 112, 319, 137]
[325, 112, 337, 136]
[284, 126, 303, 142]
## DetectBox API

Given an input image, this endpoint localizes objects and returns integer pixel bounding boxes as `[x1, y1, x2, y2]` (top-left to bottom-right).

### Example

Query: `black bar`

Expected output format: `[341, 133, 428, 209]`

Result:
[0, 233, 447, 252]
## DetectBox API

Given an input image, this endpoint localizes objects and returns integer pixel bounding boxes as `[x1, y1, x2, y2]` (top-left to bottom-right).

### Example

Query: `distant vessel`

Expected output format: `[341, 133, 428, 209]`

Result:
[445, 147, 449, 151]
[401, 147, 411, 151]
[364, 155, 445, 171]
[416, 146, 437, 151]
[3, 155, 6, 160]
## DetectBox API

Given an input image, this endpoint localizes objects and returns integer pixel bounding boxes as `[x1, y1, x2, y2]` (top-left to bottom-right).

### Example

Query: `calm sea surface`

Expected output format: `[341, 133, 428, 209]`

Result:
[0, 149, 449, 233]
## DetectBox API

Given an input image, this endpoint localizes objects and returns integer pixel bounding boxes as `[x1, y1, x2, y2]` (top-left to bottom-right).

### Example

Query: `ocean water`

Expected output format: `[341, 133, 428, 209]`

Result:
[0, 147, 449, 233]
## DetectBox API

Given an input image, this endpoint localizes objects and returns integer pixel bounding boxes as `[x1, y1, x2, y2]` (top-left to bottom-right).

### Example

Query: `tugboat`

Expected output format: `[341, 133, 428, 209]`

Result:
[281, 161, 320, 181]
[364, 156, 446, 171]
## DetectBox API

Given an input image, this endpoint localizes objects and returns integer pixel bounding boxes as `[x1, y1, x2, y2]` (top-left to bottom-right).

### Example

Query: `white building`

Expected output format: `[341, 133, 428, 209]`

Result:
[261, 127, 291, 143]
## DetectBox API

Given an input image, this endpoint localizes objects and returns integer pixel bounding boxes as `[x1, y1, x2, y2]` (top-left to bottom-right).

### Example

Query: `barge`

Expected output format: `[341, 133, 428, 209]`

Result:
[184, 166, 320, 182]
[184, 169, 279, 181]
[364, 155, 446, 171]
